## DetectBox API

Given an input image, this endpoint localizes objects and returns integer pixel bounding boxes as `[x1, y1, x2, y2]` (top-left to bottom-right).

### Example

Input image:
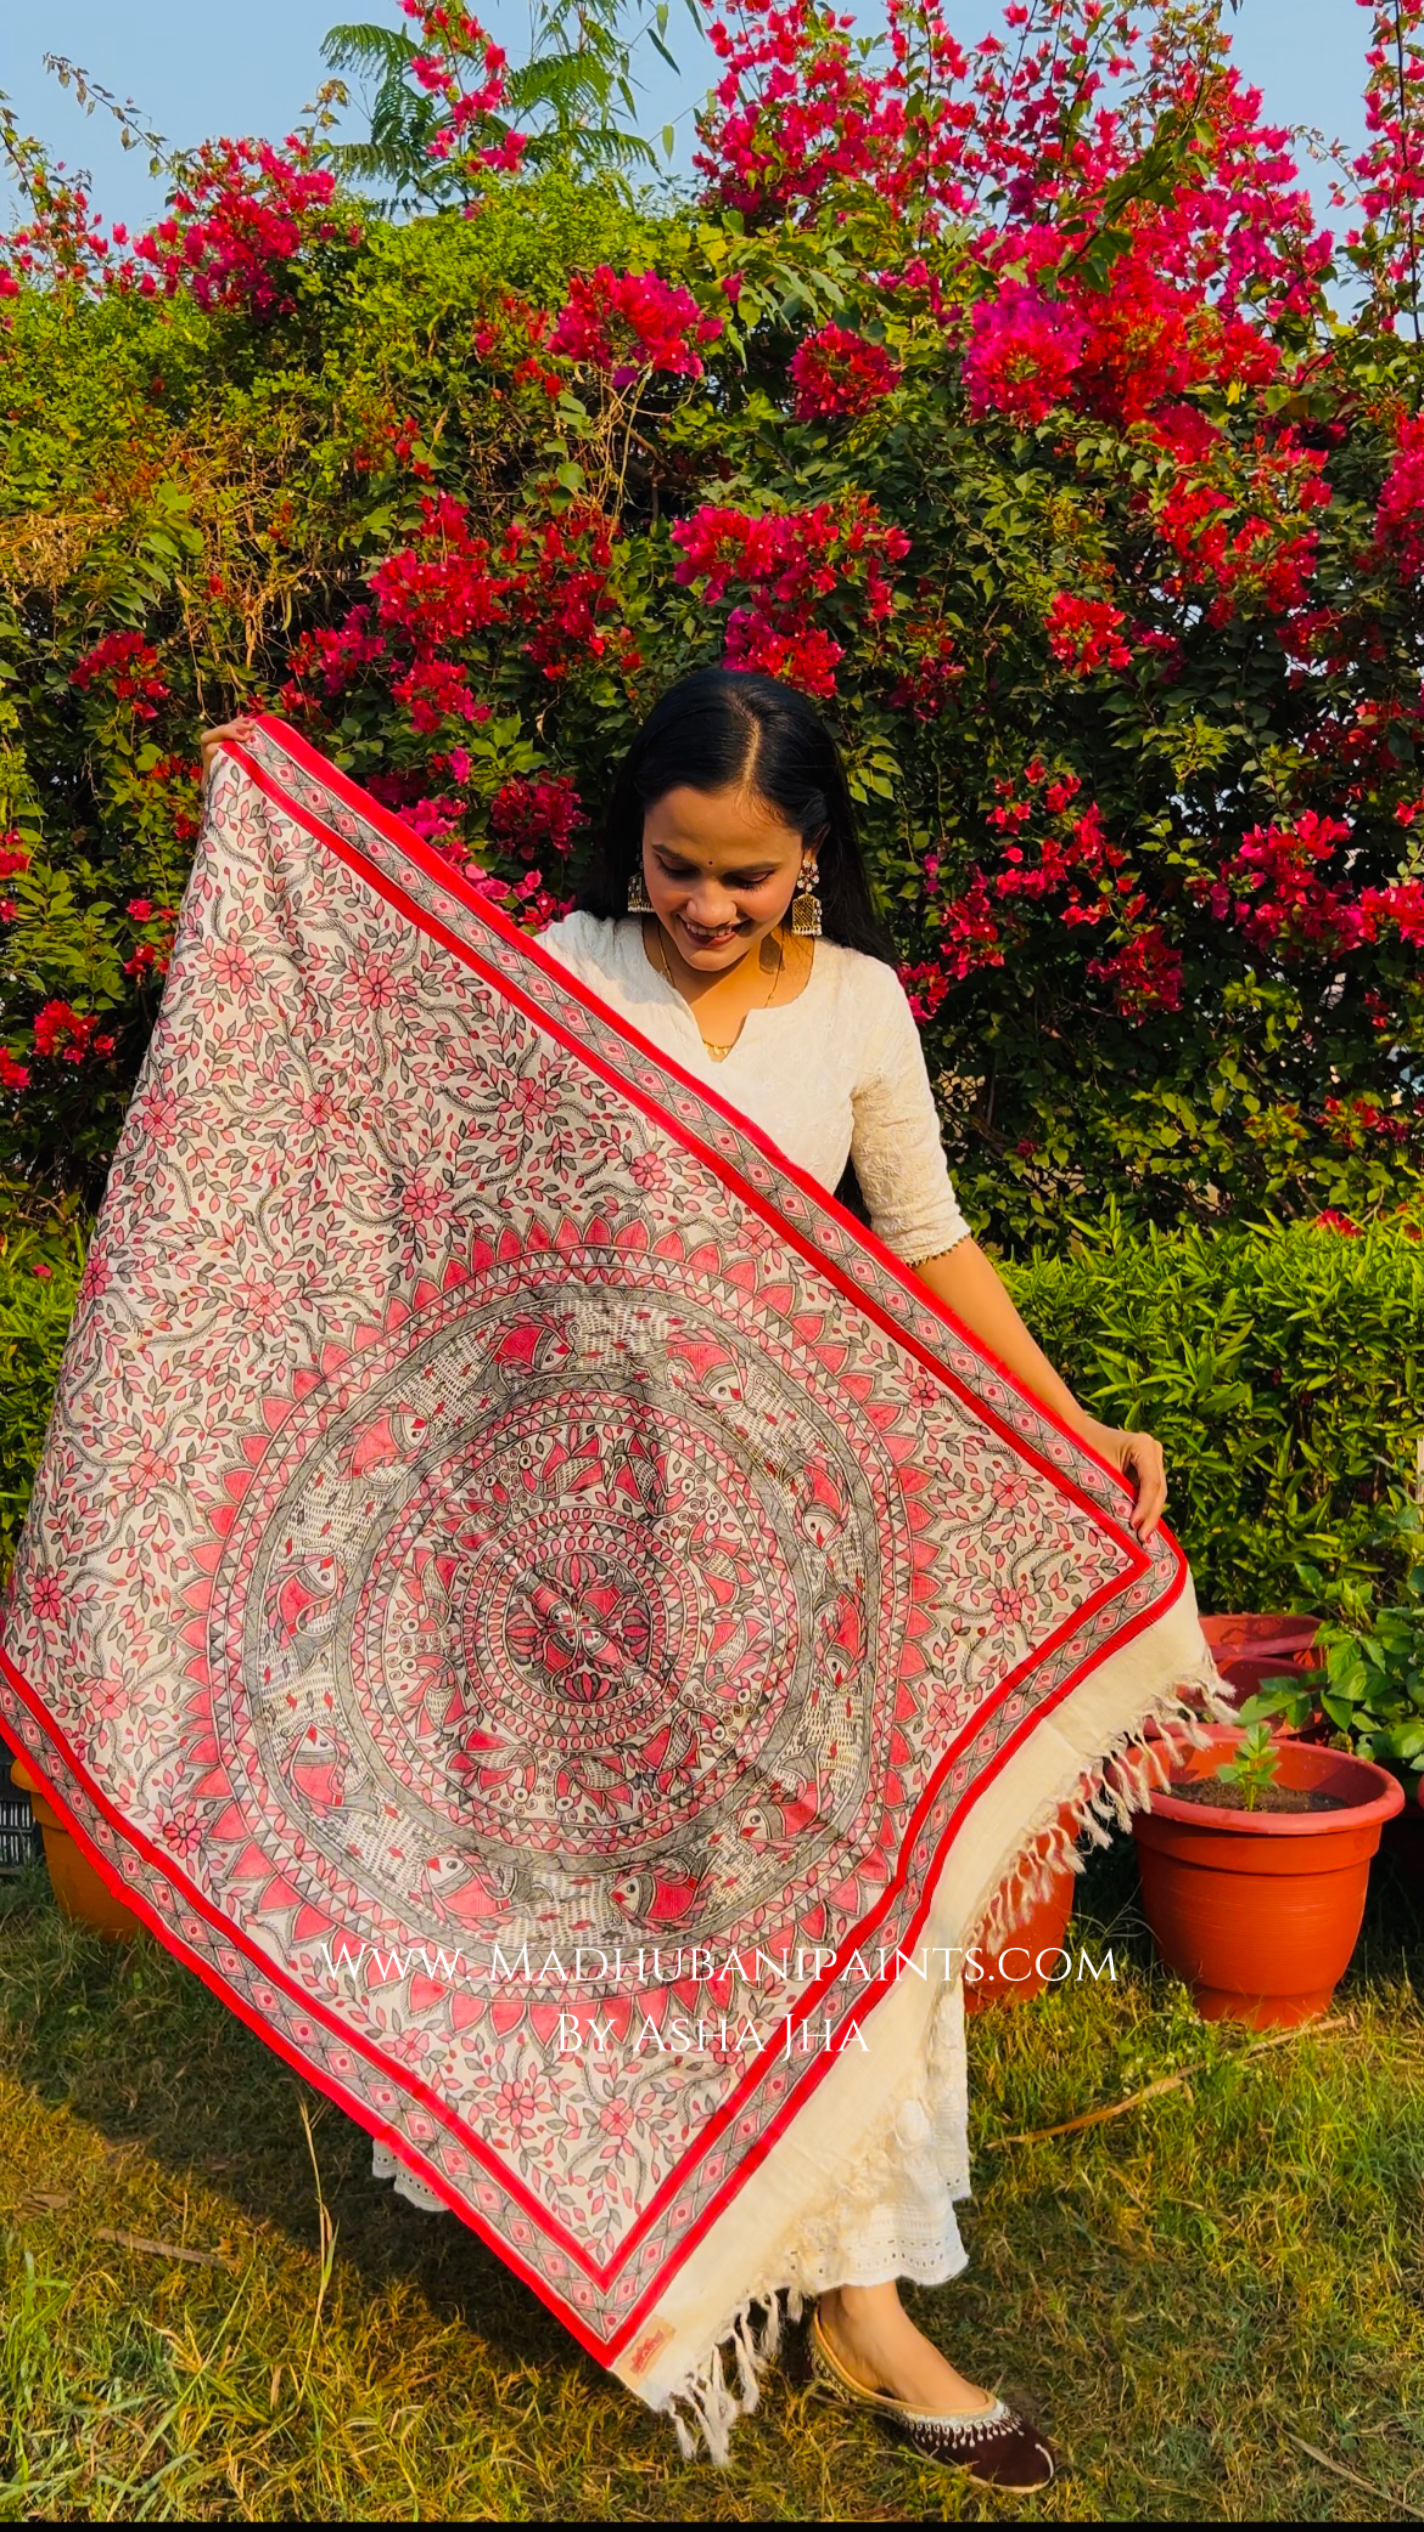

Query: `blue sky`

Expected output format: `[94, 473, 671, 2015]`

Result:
[0, 0, 1375, 236]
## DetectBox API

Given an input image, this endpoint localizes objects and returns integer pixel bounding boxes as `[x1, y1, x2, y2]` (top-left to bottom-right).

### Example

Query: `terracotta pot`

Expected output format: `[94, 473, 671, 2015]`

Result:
[1198, 1612, 1324, 1713]
[1132, 1725, 1403, 2028]
[964, 1803, 1078, 2011]
[7, 1754, 141, 1940]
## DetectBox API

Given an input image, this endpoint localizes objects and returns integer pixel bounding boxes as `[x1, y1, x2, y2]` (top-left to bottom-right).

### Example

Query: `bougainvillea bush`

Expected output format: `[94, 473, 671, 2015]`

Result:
[2, 0, 1423, 1247]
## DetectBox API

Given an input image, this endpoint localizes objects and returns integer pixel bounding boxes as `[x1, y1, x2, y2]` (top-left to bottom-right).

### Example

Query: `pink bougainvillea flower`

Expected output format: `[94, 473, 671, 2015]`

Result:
[489, 774, 587, 862]
[1361, 876, 1424, 946]
[112, 137, 345, 319]
[1045, 592, 1133, 676]
[400, 1, 528, 182]
[961, 282, 1086, 427]
[670, 494, 909, 700]
[886, 632, 965, 721]
[549, 266, 723, 381]
[71, 631, 170, 720]
[33, 1001, 117, 1063]
[788, 323, 902, 420]
[1221, 811, 1367, 959]
[723, 610, 846, 697]
[1375, 413, 1424, 579]
[1088, 924, 1185, 1020]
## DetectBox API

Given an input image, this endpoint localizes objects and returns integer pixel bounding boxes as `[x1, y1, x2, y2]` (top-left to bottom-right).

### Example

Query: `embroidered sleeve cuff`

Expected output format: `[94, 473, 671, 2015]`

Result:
[901, 1223, 974, 1270]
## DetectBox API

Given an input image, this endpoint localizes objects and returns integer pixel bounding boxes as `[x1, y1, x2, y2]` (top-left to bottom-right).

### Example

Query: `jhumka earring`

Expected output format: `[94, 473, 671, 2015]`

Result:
[791, 858, 822, 937]
[627, 864, 652, 913]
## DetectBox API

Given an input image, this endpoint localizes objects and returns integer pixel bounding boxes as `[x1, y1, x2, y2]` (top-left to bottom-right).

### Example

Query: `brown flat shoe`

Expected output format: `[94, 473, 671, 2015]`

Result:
[805, 2303, 1058, 2493]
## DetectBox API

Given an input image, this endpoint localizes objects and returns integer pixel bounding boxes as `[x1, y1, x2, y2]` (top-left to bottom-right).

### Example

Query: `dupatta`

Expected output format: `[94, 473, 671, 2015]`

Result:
[0, 719, 1216, 2452]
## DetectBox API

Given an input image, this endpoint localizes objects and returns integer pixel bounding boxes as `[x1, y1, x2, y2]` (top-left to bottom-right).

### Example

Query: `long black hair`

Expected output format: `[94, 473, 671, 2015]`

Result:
[576, 666, 898, 967]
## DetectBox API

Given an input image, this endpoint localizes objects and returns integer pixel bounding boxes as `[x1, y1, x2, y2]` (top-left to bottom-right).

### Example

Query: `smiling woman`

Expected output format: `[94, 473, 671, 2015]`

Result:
[634, 783, 816, 1052]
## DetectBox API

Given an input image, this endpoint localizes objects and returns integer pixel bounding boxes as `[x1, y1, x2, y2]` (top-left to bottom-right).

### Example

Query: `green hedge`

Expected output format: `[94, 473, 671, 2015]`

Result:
[0, 1218, 83, 1586]
[1005, 1209, 1424, 1614]
[0, 1210, 1420, 1617]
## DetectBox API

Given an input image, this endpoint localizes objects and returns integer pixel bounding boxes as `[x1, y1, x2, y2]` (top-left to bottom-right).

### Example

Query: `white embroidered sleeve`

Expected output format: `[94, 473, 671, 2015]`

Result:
[850, 969, 972, 1265]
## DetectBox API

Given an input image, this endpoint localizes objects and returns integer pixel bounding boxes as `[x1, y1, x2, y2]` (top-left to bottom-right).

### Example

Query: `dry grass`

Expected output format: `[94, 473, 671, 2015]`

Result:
[2, 1834, 1423, 2522]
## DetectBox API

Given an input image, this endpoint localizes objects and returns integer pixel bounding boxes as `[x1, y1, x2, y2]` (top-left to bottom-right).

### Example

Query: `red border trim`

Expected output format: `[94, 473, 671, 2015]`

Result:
[0, 1684, 579, 2321]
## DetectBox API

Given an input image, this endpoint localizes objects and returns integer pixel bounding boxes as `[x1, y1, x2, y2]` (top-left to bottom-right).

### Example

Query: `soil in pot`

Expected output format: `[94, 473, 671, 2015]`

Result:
[7, 1754, 141, 1940]
[1133, 1726, 1403, 2028]
[1168, 1777, 1345, 1816]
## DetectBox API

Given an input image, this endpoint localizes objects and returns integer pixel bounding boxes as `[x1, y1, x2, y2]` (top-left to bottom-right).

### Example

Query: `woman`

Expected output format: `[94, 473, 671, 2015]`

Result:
[200, 668, 1169, 2493]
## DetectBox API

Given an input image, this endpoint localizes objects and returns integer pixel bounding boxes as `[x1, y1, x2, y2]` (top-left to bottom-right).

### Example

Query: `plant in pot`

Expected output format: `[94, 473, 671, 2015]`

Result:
[1239, 1499, 1424, 1873]
[1132, 1717, 1403, 2028]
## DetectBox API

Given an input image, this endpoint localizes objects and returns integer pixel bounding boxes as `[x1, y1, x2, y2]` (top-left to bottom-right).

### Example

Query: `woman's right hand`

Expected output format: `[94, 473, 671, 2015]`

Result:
[199, 716, 260, 783]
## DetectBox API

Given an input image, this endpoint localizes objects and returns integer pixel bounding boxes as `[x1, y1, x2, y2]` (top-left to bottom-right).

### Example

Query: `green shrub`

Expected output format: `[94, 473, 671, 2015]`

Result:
[1004, 1208, 1424, 1615]
[0, 1220, 83, 1585]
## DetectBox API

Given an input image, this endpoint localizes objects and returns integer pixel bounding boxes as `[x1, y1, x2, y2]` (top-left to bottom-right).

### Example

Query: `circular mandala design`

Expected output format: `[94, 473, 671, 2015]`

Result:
[208, 1257, 903, 1948]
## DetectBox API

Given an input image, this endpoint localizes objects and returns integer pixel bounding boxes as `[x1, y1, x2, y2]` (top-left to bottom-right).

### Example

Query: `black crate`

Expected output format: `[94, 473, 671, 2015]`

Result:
[0, 1746, 43, 1874]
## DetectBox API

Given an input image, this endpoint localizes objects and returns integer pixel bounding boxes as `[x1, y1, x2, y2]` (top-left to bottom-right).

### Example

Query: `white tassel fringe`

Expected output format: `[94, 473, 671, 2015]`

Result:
[967, 1667, 1234, 1958]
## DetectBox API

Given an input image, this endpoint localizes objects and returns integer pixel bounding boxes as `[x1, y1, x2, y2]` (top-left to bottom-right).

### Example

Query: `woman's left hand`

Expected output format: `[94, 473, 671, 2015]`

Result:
[199, 716, 260, 783]
[1076, 1416, 1168, 1541]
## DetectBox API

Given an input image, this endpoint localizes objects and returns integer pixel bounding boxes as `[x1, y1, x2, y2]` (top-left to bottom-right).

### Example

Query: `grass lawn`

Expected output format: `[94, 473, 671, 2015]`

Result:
[1, 1830, 1422, 2523]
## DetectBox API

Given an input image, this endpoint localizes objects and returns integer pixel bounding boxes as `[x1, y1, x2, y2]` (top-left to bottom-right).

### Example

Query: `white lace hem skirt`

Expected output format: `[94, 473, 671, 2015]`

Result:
[370, 1974, 973, 2295]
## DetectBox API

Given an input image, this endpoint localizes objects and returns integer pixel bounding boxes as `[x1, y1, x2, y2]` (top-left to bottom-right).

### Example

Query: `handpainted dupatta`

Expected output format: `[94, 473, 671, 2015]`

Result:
[0, 718, 1216, 2451]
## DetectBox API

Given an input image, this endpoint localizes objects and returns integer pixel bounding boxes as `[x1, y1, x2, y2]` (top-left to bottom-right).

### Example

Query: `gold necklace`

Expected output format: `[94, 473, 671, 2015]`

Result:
[648, 922, 786, 1059]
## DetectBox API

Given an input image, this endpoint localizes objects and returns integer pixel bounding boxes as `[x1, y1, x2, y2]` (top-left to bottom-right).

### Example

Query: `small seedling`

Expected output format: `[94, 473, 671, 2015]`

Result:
[1211, 1721, 1280, 1811]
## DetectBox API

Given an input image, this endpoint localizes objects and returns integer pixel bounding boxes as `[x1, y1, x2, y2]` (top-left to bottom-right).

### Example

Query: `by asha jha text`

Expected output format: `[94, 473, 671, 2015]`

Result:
[557, 2010, 875, 2058]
